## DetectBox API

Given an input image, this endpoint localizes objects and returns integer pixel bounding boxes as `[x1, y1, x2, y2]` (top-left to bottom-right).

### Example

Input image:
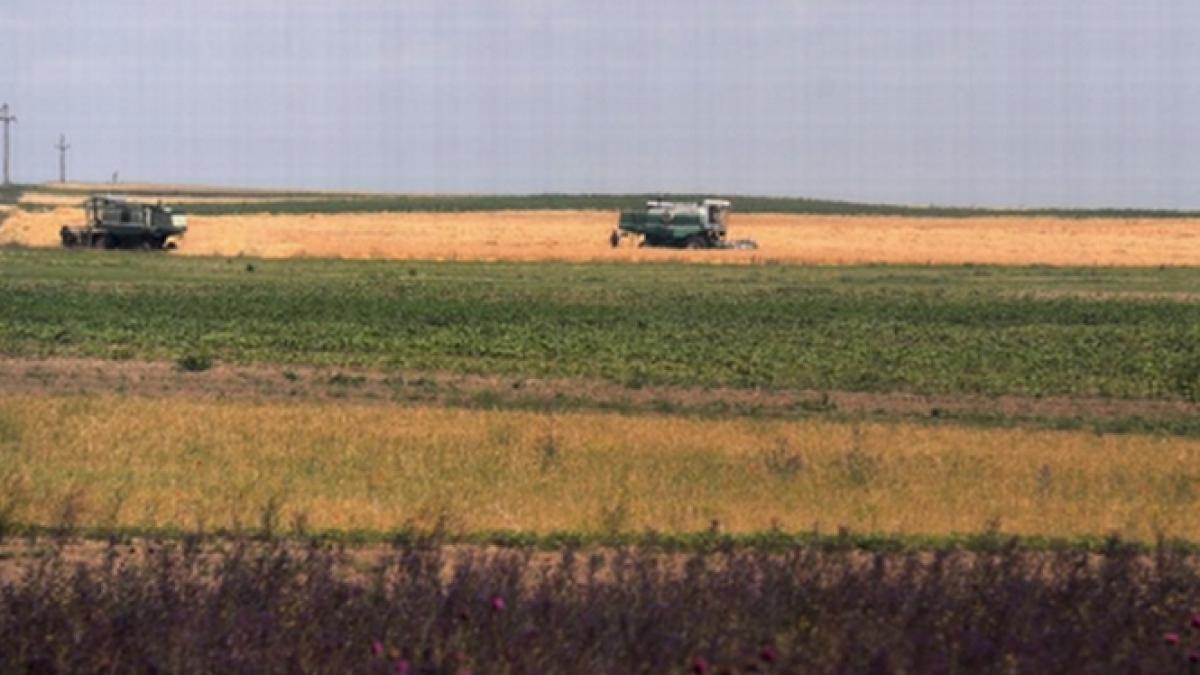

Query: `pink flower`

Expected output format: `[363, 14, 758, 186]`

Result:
[691, 656, 711, 674]
[1190, 651, 1200, 664]
[1166, 632, 1181, 646]
[490, 595, 506, 612]
[759, 645, 778, 663]
[371, 640, 385, 657]
[1192, 614, 1200, 629]
[394, 659, 410, 675]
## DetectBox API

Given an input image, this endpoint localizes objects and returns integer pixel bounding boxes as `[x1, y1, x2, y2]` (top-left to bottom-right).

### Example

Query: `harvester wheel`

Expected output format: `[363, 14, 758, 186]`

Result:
[685, 235, 706, 250]
[103, 234, 119, 250]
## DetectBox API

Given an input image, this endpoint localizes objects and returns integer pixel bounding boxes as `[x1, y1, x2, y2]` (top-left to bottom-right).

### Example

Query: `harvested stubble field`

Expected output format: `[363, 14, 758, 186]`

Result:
[6, 203, 1200, 265]
[2, 391, 1199, 540]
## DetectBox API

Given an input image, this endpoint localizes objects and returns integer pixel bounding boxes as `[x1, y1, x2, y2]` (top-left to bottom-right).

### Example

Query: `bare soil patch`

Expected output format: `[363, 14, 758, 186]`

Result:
[0, 536, 1028, 591]
[2, 356, 1195, 426]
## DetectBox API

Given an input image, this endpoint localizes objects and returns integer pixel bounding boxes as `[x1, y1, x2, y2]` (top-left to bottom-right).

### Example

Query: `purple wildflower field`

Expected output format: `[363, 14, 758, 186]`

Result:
[3, 537, 1200, 673]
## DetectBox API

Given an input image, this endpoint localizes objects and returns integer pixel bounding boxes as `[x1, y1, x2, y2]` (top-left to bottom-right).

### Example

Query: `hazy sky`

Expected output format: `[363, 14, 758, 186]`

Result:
[3, 1, 1199, 207]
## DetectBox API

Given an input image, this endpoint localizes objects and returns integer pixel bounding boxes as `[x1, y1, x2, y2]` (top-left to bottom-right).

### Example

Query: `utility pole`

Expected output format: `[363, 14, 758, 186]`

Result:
[0, 104, 15, 185]
[55, 134, 71, 183]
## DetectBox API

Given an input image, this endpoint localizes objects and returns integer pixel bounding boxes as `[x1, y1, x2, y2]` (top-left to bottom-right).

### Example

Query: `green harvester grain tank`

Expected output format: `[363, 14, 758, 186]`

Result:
[60, 195, 188, 250]
[612, 198, 756, 249]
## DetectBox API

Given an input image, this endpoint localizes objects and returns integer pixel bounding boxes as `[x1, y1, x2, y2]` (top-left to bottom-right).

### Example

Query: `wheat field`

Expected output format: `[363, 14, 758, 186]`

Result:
[5, 206, 1200, 265]
[1, 392, 1196, 540]
[0, 207, 79, 247]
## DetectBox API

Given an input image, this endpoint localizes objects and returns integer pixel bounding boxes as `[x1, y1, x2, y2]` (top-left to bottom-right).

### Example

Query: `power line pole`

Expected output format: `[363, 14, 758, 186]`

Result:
[0, 104, 15, 185]
[55, 134, 71, 183]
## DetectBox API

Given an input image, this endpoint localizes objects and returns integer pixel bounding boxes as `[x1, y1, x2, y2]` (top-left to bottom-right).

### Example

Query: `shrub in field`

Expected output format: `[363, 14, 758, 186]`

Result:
[2, 537, 1199, 673]
[762, 438, 805, 478]
[176, 352, 213, 372]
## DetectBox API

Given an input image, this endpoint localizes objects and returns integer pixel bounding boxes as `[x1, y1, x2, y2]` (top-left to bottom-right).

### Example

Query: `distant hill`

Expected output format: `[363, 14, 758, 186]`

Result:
[24, 183, 1200, 218]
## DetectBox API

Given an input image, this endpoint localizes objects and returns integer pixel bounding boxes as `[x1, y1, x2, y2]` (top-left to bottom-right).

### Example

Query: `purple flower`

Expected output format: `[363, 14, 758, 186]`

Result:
[1166, 632, 1181, 646]
[394, 659, 410, 675]
[372, 640, 385, 658]
[691, 656, 711, 674]
[1192, 614, 1200, 629]
[490, 595, 506, 612]
[1190, 651, 1200, 664]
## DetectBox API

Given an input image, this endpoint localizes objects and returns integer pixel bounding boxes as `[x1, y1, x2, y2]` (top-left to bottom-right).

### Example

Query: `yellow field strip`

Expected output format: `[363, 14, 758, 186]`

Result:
[1, 393, 1196, 540]
[4, 206, 1200, 265]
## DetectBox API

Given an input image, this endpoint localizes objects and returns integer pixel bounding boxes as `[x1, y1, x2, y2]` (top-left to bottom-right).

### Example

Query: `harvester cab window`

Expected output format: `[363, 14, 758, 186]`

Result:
[120, 208, 131, 223]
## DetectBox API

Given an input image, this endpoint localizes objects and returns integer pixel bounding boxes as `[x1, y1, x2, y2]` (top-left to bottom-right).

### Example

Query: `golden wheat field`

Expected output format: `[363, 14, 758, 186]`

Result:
[5, 204, 1200, 265]
[1, 392, 1196, 540]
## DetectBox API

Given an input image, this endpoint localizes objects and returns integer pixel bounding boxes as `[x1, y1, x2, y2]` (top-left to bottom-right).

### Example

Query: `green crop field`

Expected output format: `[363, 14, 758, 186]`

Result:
[2, 249, 1200, 400]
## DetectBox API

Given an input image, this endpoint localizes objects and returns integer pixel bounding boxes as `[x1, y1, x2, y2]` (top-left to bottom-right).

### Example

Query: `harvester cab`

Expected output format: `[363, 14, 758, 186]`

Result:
[611, 198, 755, 250]
[60, 195, 188, 250]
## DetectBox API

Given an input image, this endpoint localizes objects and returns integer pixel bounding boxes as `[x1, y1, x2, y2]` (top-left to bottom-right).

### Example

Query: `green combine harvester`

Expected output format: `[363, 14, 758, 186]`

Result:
[60, 195, 188, 250]
[611, 198, 757, 249]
